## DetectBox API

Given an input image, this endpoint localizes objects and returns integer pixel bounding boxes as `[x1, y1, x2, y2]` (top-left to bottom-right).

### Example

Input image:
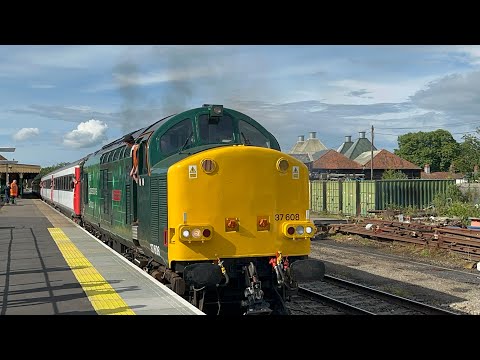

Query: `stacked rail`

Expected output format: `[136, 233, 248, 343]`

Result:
[329, 219, 480, 261]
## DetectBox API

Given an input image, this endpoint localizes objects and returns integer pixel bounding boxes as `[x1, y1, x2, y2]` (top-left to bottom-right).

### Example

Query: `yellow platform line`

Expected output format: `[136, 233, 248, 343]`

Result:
[48, 228, 135, 315]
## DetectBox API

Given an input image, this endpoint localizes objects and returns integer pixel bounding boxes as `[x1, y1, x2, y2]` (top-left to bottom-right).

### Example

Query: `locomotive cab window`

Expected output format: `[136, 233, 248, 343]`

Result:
[238, 120, 271, 148]
[198, 113, 234, 145]
[159, 118, 193, 155]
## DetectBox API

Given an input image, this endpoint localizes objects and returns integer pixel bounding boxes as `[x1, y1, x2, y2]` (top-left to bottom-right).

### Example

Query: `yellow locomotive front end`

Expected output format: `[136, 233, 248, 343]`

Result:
[166, 145, 323, 314]
[167, 145, 315, 262]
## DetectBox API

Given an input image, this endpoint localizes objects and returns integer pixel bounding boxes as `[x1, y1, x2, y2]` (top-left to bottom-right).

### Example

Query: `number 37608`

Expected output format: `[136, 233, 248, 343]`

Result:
[275, 213, 300, 221]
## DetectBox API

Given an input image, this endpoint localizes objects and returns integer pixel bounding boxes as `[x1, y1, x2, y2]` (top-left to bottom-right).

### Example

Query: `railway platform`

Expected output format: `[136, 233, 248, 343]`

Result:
[0, 195, 204, 315]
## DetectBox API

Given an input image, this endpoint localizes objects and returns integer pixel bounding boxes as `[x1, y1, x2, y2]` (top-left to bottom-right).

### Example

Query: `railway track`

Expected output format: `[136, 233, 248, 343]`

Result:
[288, 275, 459, 315]
[316, 241, 480, 279]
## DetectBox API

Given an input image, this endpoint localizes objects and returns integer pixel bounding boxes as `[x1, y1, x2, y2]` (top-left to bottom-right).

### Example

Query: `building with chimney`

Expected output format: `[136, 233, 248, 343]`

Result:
[289, 132, 329, 171]
[344, 131, 377, 160]
[421, 163, 466, 183]
[289, 132, 327, 157]
[290, 135, 306, 153]
[337, 135, 354, 155]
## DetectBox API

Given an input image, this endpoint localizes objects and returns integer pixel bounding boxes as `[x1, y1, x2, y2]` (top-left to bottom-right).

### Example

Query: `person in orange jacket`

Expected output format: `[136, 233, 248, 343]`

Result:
[10, 179, 18, 204]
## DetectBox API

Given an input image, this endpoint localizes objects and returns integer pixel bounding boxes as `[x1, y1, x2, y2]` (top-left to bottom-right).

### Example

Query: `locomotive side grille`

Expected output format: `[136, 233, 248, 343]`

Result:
[151, 177, 160, 243]
[125, 184, 131, 224]
[158, 173, 167, 234]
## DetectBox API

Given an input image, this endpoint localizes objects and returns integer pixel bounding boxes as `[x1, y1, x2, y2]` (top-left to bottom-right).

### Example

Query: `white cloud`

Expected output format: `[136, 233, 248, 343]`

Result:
[63, 119, 108, 148]
[13, 128, 39, 141]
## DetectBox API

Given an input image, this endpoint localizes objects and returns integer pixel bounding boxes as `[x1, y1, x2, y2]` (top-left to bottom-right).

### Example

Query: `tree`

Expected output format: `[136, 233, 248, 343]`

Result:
[394, 129, 460, 172]
[381, 169, 408, 180]
[453, 132, 480, 174]
[33, 162, 70, 182]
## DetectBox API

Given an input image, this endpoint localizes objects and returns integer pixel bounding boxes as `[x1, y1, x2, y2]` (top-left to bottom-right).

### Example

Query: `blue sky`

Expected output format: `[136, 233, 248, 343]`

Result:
[1, 45, 480, 167]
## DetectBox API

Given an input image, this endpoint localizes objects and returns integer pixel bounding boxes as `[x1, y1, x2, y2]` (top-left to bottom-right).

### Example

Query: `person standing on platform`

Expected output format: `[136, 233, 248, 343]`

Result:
[10, 179, 18, 204]
[4, 182, 10, 204]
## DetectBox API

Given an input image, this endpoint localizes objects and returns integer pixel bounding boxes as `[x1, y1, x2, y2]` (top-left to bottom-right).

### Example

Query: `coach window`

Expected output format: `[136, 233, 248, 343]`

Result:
[199, 113, 234, 145]
[159, 119, 193, 155]
[238, 120, 271, 148]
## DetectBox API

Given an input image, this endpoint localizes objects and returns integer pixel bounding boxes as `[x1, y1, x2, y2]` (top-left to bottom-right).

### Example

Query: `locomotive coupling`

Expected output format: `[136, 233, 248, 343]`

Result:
[215, 257, 229, 286]
[269, 251, 287, 286]
[242, 262, 272, 315]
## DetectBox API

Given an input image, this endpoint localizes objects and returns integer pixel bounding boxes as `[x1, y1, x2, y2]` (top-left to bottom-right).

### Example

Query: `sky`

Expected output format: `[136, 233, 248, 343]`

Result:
[1, 45, 480, 167]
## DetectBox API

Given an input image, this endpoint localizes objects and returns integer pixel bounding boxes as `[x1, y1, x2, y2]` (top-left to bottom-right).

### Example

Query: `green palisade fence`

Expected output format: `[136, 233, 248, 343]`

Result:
[310, 180, 326, 213]
[342, 181, 357, 216]
[309, 179, 454, 215]
[359, 181, 375, 216]
[326, 181, 341, 214]
[375, 179, 454, 210]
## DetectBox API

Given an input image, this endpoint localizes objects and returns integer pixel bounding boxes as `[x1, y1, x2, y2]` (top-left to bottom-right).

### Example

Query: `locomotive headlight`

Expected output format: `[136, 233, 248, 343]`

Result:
[192, 228, 202, 238]
[179, 225, 214, 242]
[276, 158, 289, 172]
[201, 159, 217, 174]
[210, 105, 223, 117]
[283, 222, 316, 239]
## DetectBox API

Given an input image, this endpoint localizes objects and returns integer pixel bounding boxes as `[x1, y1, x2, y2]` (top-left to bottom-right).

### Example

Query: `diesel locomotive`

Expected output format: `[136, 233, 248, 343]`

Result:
[36, 104, 325, 315]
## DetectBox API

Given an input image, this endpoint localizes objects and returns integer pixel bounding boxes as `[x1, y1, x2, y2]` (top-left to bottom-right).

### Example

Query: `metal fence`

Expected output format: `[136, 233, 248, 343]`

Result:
[309, 179, 455, 216]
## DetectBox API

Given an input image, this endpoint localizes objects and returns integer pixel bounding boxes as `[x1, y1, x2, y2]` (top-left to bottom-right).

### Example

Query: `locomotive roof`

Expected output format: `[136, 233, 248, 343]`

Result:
[81, 105, 279, 160]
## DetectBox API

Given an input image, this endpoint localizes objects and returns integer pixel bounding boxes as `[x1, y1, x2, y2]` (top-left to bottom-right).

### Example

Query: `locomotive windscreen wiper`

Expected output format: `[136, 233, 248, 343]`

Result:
[179, 132, 193, 153]
[241, 132, 251, 145]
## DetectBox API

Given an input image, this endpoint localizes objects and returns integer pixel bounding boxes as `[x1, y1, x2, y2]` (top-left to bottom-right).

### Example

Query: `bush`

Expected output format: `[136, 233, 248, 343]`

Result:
[382, 169, 408, 180]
